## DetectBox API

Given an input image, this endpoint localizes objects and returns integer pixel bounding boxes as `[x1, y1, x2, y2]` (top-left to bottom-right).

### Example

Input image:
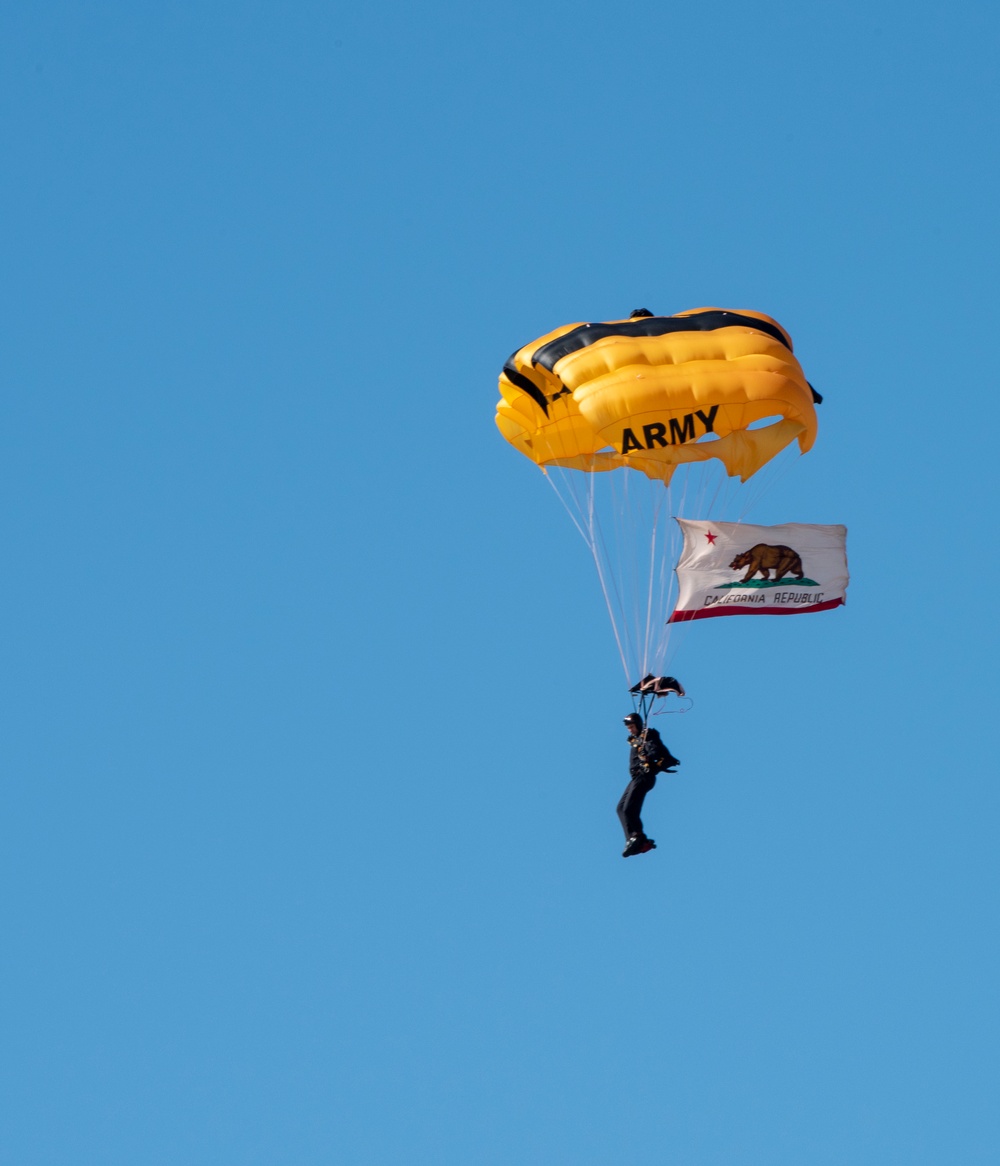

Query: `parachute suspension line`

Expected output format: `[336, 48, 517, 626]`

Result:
[541, 431, 632, 678]
[735, 444, 799, 522]
[662, 471, 692, 670]
[638, 473, 662, 676]
[543, 466, 590, 545]
[643, 480, 671, 677]
[598, 465, 672, 684]
[655, 468, 692, 670]
[642, 499, 659, 680]
[540, 466, 629, 680]
[587, 468, 635, 681]
[704, 464, 732, 523]
[620, 469, 645, 679]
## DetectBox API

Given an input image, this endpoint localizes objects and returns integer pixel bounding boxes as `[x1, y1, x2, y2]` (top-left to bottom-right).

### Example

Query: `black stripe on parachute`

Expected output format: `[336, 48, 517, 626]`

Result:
[529, 310, 793, 372]
[502, 354, 551, 416]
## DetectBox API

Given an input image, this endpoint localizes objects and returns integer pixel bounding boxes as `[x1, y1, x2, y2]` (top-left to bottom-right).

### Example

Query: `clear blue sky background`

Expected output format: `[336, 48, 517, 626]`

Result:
[2, 3, 998, 1163]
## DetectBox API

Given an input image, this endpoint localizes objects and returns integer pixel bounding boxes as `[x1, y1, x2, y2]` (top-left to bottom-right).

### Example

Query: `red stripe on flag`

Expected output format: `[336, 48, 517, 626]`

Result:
[668, 597, 845, 623]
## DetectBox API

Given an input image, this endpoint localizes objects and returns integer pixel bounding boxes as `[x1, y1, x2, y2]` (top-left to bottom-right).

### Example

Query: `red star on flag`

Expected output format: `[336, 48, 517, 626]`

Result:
[705, 531, 718, 545]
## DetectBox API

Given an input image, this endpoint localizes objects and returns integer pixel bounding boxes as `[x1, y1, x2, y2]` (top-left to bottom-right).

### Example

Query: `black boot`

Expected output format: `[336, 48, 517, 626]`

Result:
[622, 834, 643, 857]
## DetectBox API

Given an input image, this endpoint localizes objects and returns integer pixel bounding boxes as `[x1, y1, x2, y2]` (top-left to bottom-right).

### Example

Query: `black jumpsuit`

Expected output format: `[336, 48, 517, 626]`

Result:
[616, 726, 678, 841]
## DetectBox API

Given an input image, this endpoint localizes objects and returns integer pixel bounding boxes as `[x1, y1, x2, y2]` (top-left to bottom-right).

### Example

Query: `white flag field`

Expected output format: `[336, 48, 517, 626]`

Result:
[669, 520, 849, 623]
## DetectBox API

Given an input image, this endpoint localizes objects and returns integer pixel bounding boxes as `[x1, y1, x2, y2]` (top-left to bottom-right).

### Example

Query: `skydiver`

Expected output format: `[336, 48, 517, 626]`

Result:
[617, 713, 680, 858]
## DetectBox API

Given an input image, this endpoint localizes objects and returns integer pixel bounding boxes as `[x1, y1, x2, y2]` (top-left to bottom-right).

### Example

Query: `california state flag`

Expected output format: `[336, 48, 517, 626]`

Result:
[669, 519, 849, 623]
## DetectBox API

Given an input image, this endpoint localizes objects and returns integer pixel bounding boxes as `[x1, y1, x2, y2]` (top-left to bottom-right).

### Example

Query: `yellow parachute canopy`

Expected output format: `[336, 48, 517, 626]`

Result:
[495, 308, 819, 483]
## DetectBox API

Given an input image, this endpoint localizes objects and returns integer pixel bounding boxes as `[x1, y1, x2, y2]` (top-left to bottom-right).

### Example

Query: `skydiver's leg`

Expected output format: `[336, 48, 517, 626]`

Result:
[616, 782, 635, 839]
[617, 777, 653, 840]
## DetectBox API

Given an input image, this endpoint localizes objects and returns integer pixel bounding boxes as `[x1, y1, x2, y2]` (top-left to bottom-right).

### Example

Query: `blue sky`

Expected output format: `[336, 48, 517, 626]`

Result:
[2, 2, 999, 1163]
